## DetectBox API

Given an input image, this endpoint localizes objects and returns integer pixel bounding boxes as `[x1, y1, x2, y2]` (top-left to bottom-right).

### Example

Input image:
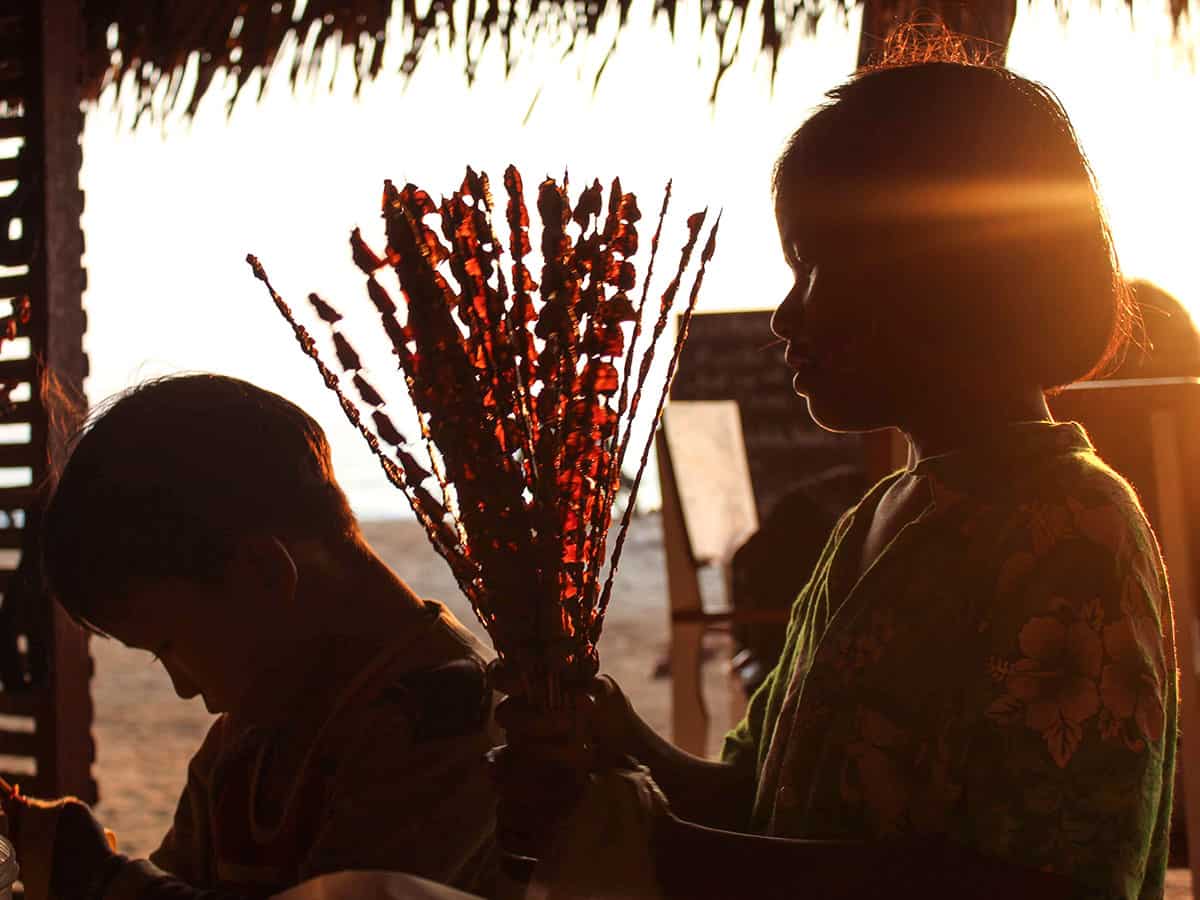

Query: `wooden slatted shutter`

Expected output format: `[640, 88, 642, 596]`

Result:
[0, 0, 95, 804]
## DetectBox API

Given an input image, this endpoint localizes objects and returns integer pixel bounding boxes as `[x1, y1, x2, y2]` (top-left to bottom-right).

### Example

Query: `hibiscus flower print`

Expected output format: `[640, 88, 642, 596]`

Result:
[1021, 502, 1075, 557]
[1099, 616, 1166, 752]
[1068, 497, 1131, 561]
[987, 607, 1102, 768]
[843, 707, 911, 836]
[832, 609, 897, 681]
[996, 551, 1035, 596]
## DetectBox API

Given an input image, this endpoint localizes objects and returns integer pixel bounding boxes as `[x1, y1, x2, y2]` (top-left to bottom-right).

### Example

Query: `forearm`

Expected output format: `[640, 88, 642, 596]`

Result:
[622, 709, 754, 830]
[650, 815, 1076, 900]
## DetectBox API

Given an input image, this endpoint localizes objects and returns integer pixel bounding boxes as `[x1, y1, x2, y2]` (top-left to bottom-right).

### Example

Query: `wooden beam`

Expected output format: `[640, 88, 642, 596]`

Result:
[0, 691, 38, 716]
[0, 771, 37, 789]
[0, 117, 24, 140]
[0, 444, 36, 468]
[0, 727, 38, 758]
[0, 274, 31, 301]
[34, 0, 93, 805]
[17, 0, 94, 804]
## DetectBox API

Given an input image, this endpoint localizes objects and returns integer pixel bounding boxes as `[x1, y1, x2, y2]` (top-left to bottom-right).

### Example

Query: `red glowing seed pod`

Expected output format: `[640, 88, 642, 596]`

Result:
[250, 168, 719, 712]
[308, 293, 343, 324]
[350, 228, 385, 274]
[333, 332, 363, 372]
[353, 374, 385, 408]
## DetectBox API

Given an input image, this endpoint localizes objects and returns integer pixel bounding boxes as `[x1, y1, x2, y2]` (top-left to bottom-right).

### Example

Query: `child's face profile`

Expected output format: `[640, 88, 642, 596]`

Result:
[93, 582, 238, 713]
[89, 541, 300, 714]
[770, 204, 913, 433]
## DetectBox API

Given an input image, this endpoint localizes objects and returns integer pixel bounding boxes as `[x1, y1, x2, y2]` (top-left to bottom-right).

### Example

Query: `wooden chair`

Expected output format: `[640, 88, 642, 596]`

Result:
[656, 401, 760, 756]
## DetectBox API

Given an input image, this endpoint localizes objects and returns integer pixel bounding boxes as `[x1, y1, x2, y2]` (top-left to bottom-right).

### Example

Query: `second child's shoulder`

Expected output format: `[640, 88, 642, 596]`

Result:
[947, 442, 1163, 589]
[1022, 444, 1157, 551]
[374, 656, 493, 744]
[976, 445, 1167, 598]
[1048, 443, 1146, 510]
[959, 440, 1154, 544]
[331, 607, 495, 748]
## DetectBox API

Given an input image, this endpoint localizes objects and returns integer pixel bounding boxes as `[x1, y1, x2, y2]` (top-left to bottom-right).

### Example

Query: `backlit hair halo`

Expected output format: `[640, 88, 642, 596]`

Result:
[249, 166, 718, 711]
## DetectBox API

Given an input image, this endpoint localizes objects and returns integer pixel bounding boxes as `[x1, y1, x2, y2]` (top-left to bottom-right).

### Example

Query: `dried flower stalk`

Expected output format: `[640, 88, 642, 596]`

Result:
[249, 165, 718, 709]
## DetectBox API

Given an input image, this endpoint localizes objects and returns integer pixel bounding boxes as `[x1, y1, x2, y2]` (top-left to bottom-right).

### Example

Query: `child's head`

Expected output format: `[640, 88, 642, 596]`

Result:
[43, 374, 359, 710]
[770, 56, 1131, 431]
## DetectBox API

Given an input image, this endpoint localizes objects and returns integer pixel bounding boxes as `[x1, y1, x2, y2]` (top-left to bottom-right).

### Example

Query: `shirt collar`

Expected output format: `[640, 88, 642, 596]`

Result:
[908, 420, 1093, 511]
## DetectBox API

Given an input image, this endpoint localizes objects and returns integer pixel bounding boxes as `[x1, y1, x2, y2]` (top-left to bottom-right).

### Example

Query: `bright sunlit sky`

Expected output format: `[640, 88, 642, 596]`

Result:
[78, 0, 1200, 519]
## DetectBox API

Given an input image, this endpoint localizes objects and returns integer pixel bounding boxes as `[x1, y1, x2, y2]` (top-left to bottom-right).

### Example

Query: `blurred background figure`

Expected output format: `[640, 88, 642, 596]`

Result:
[1111, 281, 1200, 380]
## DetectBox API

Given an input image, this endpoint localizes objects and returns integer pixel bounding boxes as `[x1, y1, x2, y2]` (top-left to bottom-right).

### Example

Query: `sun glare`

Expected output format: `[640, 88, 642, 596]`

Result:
[79, 0, 1200, 516]
[1009, 0, 1200, 326]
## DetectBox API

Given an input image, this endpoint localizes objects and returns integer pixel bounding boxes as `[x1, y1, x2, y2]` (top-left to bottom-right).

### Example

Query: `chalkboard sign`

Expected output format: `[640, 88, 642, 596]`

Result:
[669, 309, 863, 518]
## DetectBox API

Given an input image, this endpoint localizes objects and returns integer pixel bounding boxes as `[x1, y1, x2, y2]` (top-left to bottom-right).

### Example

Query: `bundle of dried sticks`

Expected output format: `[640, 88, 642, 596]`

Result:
[249, 166, 718, 710]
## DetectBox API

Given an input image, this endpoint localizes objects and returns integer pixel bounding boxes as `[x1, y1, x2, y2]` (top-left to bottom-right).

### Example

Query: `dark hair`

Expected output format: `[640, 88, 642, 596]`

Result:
[43, 374, 358, 626]
[773, 58, 1132, 389]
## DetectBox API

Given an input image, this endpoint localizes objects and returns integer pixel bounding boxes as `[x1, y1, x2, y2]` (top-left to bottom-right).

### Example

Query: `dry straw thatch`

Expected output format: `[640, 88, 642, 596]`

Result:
[82, 1, 1196, 120]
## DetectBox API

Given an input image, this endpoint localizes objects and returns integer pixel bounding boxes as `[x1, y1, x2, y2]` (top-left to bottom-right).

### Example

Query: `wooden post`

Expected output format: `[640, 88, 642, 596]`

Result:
[1149, 411, 1200, 888]
[656, 428, 709, 756]
[0, 0, 94, 803]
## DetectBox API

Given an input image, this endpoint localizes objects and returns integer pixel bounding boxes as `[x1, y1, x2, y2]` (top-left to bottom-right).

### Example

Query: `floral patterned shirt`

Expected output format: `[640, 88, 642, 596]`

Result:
[722, 422, 1177, 900]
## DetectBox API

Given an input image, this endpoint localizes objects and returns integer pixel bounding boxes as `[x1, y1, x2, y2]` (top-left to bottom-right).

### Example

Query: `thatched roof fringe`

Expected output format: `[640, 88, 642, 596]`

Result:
[81, 1, 1194, 121]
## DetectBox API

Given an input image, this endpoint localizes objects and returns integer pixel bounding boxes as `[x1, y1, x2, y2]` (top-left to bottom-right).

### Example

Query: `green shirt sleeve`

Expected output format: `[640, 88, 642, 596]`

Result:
[721, 507, 858, 778]
[721, 644, 781, 774]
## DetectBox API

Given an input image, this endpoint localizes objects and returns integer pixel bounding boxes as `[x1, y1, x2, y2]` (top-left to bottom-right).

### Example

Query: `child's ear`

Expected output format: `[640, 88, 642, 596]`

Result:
[231, 536, 299, 604]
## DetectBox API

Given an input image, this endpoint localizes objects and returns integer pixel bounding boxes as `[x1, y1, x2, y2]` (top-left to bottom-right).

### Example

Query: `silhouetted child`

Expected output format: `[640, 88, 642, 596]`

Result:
[3, 374, 497, 899]
[501, 37, 1177, 900]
